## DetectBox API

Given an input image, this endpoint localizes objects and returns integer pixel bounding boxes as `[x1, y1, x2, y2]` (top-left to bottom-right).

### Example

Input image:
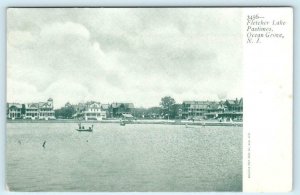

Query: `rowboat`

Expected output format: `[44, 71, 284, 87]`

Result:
[76, 123, 93, 132]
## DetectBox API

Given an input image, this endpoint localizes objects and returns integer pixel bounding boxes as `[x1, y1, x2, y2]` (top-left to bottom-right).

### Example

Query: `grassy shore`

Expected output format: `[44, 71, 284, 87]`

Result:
[7, 119, 243, 127]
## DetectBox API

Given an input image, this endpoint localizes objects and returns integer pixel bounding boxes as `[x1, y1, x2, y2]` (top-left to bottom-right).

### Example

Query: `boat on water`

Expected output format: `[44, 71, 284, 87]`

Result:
[76, 123, 93, 132]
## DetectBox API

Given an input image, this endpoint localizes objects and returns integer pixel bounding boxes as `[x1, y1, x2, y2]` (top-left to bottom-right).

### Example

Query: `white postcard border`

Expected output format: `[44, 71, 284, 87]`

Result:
[242, 7, 293, 192]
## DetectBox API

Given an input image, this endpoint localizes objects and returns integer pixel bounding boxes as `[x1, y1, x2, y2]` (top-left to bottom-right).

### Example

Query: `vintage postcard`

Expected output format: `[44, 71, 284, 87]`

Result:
[6, 7, 292, 192]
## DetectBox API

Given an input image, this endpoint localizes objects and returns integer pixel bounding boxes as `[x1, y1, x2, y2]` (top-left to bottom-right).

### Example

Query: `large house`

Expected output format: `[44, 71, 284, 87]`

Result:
[7, 103, 22, 119]
[7, 98, 55, 120]
[217, 98, 243, 120]
[73, 101, 106, 121]
[181, 101, 213, 119]
[24, 103, 39, 119]
[224, 98, 243, 112]
[24, 98, 55, 120]
[203, 102, 225, 119]
[38, 98, 55, 120]
[82, 102, 106, 121]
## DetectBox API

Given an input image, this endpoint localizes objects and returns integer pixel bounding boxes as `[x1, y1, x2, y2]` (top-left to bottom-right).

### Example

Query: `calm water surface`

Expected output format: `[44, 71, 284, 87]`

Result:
[6, 123, 242, 192]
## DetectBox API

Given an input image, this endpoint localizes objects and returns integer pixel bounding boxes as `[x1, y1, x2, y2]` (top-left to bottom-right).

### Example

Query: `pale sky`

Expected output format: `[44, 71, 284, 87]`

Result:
[7, 8, 242, 108]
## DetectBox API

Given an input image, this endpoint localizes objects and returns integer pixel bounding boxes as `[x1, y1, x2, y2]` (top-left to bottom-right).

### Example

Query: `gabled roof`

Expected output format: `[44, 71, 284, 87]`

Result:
[39, 102, 53, 108]
[87, 102, 101, 108]
[25, 103, 39, 109]
[7, 103, 22, 109]
[225, 98, 243, 106]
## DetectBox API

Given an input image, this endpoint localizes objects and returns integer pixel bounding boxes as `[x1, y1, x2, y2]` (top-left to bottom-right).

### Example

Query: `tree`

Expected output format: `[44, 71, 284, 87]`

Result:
[55, 106, 76, 119]
[159, 96, 176, 119]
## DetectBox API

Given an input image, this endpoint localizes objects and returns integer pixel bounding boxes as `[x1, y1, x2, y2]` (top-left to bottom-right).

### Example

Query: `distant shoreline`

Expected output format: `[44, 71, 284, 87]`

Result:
[7, 119, 243, 127]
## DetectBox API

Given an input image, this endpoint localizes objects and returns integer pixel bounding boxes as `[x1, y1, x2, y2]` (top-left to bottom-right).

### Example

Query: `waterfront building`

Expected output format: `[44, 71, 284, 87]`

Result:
[7, 98, 55, 120]
[181, 101, 212, 119]
[181, 98, 243, 120]
[7, 103, 22, 119]
[218, 98, 243, 120]
[39, 98, 55, 120]
[204, 102, 225, 119]
[24, 103, 39, 119]
[25, 98, 55, 120]
[224, 98, 243, 112]
[72, 101, 107, 121]
[82, 101, 106, 121]
[110, 103, 134, 118]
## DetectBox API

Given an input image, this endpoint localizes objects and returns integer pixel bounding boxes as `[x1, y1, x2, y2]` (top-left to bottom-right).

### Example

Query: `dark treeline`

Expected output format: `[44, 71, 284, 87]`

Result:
[55, 106, 76, 119]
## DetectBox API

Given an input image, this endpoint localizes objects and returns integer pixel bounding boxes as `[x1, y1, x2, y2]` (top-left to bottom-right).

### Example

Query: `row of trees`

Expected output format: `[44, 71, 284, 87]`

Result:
[132, 96, 178, 119]
[54, 105, 76, 119]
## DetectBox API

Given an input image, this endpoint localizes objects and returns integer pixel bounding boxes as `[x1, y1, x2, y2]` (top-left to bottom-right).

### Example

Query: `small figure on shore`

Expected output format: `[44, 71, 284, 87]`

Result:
[86, 140, 88, 142]
[42, 141, 46, 148]
[18, 140, 21, 145]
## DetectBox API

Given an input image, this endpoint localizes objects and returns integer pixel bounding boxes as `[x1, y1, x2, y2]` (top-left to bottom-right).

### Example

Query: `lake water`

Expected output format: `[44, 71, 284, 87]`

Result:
[6, 123, 242, 192]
